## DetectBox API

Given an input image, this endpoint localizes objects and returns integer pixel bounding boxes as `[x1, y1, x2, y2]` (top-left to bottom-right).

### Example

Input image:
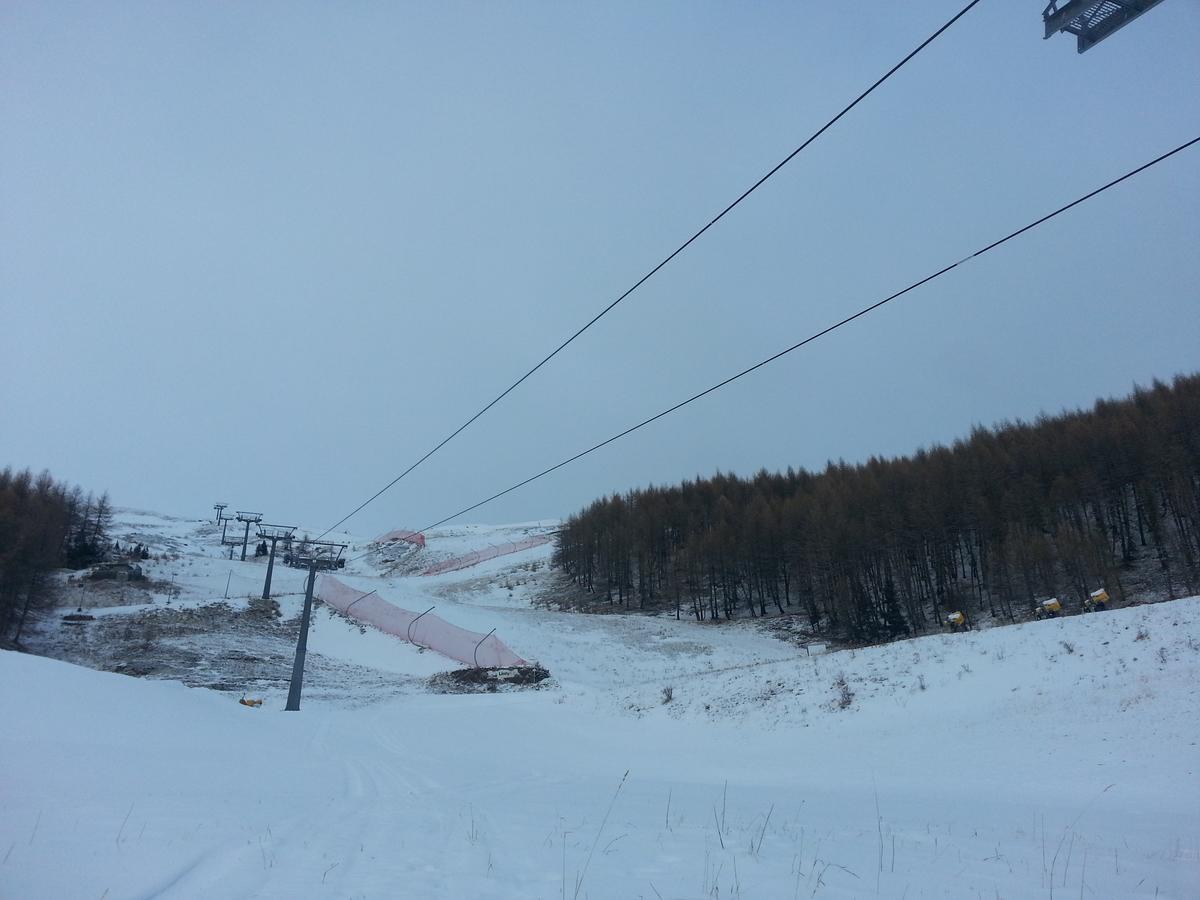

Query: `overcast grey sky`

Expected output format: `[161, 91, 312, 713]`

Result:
[2, 1, 1198, 537]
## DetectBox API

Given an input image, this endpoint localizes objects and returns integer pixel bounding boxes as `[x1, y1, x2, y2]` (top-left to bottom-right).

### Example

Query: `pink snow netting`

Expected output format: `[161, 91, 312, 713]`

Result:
[315, 575, 528, 667]
[420, 535, 553, 576]
[375, 529, 426, 549]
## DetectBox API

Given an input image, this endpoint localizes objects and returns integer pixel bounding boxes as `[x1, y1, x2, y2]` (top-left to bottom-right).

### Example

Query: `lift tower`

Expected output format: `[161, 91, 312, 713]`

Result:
[235, 511, 263, 562]
[257, 524, 296, 600]
[284, 540, 347, 711]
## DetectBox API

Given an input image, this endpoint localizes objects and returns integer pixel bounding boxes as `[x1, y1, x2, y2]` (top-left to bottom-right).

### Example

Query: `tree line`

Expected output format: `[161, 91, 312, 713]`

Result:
[0, 468, 112, 643]
[554, 374, 1200, 643]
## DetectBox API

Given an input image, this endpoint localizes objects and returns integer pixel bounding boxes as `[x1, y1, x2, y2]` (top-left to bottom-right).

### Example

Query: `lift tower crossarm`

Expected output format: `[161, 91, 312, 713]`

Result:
[1043, 0, 1169, 52]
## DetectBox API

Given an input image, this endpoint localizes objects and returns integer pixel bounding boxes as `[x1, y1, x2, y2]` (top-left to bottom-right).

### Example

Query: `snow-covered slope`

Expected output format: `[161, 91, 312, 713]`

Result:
[3, 509, 1198, 898]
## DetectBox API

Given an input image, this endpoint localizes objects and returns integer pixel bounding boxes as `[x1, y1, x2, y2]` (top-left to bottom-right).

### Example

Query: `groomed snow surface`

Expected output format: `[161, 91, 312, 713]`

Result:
[2, 511, 1198, 899]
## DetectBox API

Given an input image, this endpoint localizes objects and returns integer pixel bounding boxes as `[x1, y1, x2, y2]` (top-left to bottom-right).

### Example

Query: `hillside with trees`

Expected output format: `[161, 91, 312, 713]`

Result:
[553, 375, 1200, 642]
[0, 468, 112, 644]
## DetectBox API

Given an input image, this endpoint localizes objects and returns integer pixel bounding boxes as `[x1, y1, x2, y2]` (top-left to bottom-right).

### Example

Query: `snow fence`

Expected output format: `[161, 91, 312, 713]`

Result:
[315, 575, 527, 667]
[421, 535, 553, 576]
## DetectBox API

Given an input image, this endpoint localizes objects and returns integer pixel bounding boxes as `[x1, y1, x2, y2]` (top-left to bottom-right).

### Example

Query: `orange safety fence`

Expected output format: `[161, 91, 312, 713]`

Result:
[420, 535, 552, 576]
[375, 529, 426, 549]
[315, 574, 528, 667]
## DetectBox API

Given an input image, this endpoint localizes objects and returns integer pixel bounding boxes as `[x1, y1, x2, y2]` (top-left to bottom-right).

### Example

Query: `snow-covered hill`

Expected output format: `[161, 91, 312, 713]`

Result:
[2, 509, 1198, 898]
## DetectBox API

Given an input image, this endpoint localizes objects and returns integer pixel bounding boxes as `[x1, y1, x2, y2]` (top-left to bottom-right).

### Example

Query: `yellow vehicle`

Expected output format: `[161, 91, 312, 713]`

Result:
[1083, 588, 1110, 612]
[944, 611, 970, 632]
[1034, 597, 1062, 619]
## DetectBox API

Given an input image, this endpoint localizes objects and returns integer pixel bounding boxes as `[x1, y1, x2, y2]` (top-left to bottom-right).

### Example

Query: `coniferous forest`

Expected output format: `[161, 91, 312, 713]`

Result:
[0, 468, 112, 643]
[554, 375, 1200, 642]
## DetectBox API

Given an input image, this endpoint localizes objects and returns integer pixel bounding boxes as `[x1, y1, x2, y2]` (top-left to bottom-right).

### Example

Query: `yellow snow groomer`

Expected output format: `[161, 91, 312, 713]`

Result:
[1083, 588, 1110, 612]
[1034, 597, 1063, 619]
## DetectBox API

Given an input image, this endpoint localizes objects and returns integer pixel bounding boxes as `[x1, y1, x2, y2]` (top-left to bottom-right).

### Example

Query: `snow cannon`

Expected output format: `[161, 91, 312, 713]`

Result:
[1034, 597, 1063, 619]
[944, 611, 970, 632]
[1083, 588, 1110, 612]
[239, 697, 263, 708]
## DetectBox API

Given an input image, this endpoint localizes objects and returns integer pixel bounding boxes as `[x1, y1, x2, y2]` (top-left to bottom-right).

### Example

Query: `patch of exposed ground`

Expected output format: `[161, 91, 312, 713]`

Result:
[426, 664, 552, 694]
[23, 597, 421, 705]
